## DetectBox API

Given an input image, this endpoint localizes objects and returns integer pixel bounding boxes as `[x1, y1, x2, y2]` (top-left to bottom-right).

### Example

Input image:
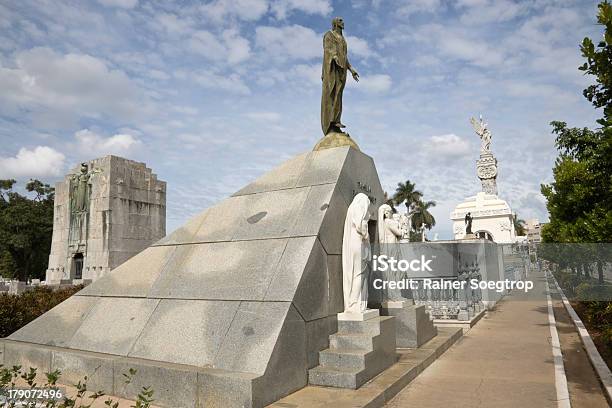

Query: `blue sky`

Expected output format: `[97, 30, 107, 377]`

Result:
[0, 0, 603, 238]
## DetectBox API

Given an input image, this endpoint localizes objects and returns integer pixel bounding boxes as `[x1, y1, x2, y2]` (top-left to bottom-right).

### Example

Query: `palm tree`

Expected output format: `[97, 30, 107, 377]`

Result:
[513, 213, 526, 236]
[412, 199, 437, 241]
[392, 180, 422, 211]
[383, 191, 395, 210]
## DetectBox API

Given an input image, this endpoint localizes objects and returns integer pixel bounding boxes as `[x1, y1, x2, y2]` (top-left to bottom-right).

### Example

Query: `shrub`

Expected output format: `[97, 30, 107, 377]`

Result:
[0, 365, 154, 407]
[0, 285, 83, 338]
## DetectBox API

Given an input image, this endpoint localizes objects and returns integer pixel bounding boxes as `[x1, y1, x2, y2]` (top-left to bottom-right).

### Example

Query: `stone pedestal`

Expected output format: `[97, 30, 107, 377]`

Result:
[313, 132, 360, 151]
[337, 309, 379, 321]
[381, 301, 437, 348]
[309, 315, 397, 389]
[457, 309, 470, 321]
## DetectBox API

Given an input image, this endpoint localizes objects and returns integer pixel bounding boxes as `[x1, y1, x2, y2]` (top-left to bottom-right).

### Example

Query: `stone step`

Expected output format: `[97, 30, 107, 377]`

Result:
[308, 365, 362, 389]
[319, 347, 372, 370]
[309, 349, 398, 389]
[308, 315, 398, 390]
[337, 316, 392, 336]
[329, 332, 380, 351]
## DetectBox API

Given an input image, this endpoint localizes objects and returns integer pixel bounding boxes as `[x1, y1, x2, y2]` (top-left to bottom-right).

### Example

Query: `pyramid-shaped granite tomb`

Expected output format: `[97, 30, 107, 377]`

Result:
[2, 146, 384, 408]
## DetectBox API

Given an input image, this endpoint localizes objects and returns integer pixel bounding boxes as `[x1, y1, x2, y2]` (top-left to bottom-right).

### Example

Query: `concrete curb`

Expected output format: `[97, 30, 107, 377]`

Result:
[545, 271, 571, 408]
[550, 272, 612, 405]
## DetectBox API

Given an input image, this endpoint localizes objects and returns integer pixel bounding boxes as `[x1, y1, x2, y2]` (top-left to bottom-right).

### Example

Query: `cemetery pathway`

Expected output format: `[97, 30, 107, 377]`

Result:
[386, 269, 608, 408]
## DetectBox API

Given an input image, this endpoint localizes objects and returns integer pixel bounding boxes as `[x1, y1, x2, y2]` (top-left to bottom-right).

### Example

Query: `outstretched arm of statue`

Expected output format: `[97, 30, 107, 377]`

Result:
[347, 60, 359, 81]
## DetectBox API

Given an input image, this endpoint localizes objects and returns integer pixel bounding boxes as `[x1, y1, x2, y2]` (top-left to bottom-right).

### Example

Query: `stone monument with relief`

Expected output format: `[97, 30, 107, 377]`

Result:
[45, 156, 166, 284]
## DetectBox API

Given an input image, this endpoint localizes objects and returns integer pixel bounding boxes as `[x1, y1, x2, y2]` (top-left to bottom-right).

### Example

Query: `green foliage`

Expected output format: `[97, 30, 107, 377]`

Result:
[0, 366, 154, 408]
[512, 214, 526, 236]
[0, 179, 55, 281]
[580, 1, 612, 126]
[0, 250, 17, 279]
[390, 180, 437, 240]
[411, 199, 436, 241]
[392, 180, 422, 210]
[541, 1, 612, 244]
[0, 285, 83, 338]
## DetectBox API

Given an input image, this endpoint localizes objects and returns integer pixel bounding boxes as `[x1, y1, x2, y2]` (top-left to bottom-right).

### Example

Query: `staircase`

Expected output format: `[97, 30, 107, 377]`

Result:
[308, 315, 397, 389]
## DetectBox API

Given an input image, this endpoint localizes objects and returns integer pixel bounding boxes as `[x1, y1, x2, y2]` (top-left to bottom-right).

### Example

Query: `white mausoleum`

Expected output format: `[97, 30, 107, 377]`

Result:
[451, 192, 517, 243]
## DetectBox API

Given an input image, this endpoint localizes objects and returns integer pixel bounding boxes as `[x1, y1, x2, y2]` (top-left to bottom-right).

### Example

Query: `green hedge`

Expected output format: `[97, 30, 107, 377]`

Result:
[0, 285, 83, 338]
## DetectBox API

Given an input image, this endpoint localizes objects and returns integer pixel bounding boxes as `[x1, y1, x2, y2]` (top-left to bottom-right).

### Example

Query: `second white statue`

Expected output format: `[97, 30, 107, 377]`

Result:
[339, 193, 379, 321]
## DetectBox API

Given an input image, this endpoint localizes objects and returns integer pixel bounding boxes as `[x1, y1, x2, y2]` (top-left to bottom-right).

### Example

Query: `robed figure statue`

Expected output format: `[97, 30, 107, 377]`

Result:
[342, 193, 371, 314]
[321, 17, 359, 135]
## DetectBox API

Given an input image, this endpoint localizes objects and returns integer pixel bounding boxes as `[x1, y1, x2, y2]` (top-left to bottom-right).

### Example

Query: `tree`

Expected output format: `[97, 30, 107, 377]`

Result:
[513, 214, 526, 236]
[541, 1, 612, 244]
[383, 191, 395, 210]
[580, 1, 612, 127]
[0, 179, 55, 281]
[392, 180, 422, 212]
[411, 199, 436, 242]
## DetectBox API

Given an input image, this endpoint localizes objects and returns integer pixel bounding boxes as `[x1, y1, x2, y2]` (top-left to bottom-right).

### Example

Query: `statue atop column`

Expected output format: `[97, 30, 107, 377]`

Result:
[470, 115, 498, 195]
[321, 17, 359, 136]
[470, 115, 492, 154]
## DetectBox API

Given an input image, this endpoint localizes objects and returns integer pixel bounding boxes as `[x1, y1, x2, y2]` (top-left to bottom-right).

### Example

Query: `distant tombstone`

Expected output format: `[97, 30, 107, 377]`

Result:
[9, 280, 25, 295]
[45, 156, 166, 284]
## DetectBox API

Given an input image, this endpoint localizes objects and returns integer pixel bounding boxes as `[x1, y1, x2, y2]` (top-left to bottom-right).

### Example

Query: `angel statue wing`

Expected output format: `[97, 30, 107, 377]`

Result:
[470, 116, 486, 137]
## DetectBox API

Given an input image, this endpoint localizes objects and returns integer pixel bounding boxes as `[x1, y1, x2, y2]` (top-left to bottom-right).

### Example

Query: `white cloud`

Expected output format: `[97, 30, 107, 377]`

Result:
[97, 0, 138, 9]
[397, 0, 443, 16]
[351, 74, 392, 93]
[156, 12, 194, 35]
[192, 71, 251, 94]
[292, 63, 321, 85]
[201, 0, 269, 22]
[271, 0, 332, 19]
[457, 0, 527, 24]
[0, 47, 148, 127]
[245, 112, 282, 122]
[255, 25, 320, 60]
[74, 129, 141, 157]
[346, 35, 374, 59]
[188, 29, 251, 64]
[222, 29, 252, 64]
[0, 146, 65, 179]
[423, 134, 471, 157]
[408, 24, 505, 67]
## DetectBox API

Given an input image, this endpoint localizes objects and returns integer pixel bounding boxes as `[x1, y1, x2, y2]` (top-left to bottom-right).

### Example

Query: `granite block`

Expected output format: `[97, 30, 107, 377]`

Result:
[149, 240, 287, 300]
[113, 358, 199, 408]
[9, 295, 98, 347]
[214, 301, 291, 375]
[78, 246, 177, 297]
[232, 152, 309, 196]
[4, 341, 52, 373]
[128, 299, 240, 367]
[51, 349, 116, 392]
[68, 297, 160, 355]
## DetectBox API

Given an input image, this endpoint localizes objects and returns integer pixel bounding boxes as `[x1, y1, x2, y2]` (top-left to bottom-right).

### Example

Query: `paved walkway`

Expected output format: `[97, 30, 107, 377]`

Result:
[387, 269, 609, 408]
